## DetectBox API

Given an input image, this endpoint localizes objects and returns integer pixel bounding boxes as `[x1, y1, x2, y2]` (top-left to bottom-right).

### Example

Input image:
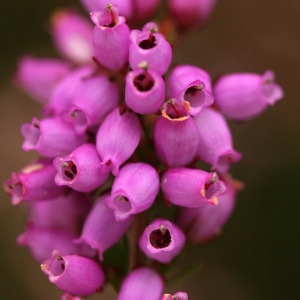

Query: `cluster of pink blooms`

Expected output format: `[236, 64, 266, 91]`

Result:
[4, 1, 283, 299]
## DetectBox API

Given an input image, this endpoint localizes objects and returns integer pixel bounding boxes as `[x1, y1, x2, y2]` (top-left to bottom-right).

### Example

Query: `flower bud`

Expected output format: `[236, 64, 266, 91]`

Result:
[161, 168, 226, 207]
[139, 218, 186, 264]
[105, 163, 160, 221]
[21, 116, 87, 158]
[167, 65, 213, 116]
[14, 55, 70, 104]
[3, 159, 67, 205]
[214, 70, 284, 121]
[118, 267, 164, 300]
[76, 193, 133, 260]
[64, 74, 120, 134]
[194, 107, 242, 174]
[96, 107, 142, 175]
[91, 4, 130, 70]
[41, 250, 105, 296]
[129, 22, 172, 75]
[54, 144, 109, 193]
[50, 9, 93, 64]
[168, 0, 218, 29]
[125, 63, 165, 114]
[177, 176, 242, 243]
[28, 190, 91, 234]
[153, 100, 199, 167]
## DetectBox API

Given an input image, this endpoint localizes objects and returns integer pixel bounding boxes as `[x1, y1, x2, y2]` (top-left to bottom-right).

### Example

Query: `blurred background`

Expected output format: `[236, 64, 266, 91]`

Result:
[0, 0, 299, 299]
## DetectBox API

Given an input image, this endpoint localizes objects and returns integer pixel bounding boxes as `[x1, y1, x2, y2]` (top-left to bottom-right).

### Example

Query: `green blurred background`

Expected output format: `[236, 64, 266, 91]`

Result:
[0, 0, 299, 299]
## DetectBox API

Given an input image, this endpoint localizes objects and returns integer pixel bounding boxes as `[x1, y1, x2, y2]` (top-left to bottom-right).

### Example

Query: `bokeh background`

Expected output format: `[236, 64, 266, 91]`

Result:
[0, 0, 299, 299]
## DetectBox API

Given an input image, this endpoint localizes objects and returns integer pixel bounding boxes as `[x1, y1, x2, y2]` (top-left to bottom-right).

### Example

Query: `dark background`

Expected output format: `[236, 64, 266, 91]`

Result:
[0, 1, 299, 299]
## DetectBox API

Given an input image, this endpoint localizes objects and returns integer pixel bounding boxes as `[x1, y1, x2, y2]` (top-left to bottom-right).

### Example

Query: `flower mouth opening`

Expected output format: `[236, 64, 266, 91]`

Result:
[68, 109, 88, 133]
[133, 72, 154, 92]
[5, 179, 24, 204]
[162, 100, 190, 120]
[201, 172, 221, 205]
[139, 33, 156, 49]
[149, 225, 171, 249]
[61, 161, 77, 181]
[112, 195, 132, 215]
[184, 85, 205, 108]
[51, 255, 65, 276]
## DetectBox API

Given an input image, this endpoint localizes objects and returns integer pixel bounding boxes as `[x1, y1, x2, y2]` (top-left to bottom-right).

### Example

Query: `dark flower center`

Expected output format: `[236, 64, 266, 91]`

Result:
[150, 226, 171, 249]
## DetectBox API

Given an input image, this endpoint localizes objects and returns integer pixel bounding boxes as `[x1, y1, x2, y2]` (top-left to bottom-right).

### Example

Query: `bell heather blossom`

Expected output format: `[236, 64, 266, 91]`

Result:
[41, 250, 105, 296]
[194, 107, 242, 174]
[14, 55, 70, 104]
[91, 4, 130, 70]
[76, 193, 133, 260]
[125, 61, 165, 114]
[167, 64, 214, 116]
[50, 9, 94, 64]
[161, 168, 226, 207]
[118, 267, 164, 300]
[4, 158, 67, 205]
[139, 218, 186, 263]
[105, 162, 160, 221]
[153, 99, 199, 167]
[214, 70, 284, 121]
[96, 107, 142, 175]
[129, 22, 172, 75]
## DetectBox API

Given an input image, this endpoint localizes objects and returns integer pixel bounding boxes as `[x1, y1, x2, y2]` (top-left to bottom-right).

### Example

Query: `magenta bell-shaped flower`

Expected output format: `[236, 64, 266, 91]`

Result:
[41, 250, 105, 296]
[194, 107, 242, 174]
[3, 158, 67, 205]
[44, 66, 93, 117]
[14, 55, 70, 104]
[161, 168, 226, 207]
[54, 144, 109, 192]
[168, 0, 218, 29]
[161, 291, 188, 300]
[105, 162, 160, 221]
[129, 22, 172, 75]
[125, 62, 165, 114]
[50, 9, 93, 64]
[118, 267, 164, 300]
[139, 218, 186, 264]
[91, 4, 130, 70]
[167, 64, 214, 116]
[28, 190, 91, 234]
[17, 223, 92, 263]
[76, 193, 133, 260]
[96, 107, 142, 175]
[177, 176, 242, 243]
[64, 73, 120, 134]
[21, 116, 87, 157]
[214, 70, 284, 121]
[153, 99, 199, 167]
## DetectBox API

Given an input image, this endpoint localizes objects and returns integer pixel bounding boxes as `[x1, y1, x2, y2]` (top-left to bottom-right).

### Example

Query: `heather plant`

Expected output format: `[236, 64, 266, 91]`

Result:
[4, 1, 284, 299]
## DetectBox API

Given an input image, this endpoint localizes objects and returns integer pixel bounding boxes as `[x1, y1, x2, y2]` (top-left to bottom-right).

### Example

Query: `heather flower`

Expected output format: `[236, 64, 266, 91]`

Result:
[91, 4, 130, 70]
[21, 116, 87, 157]
[14, 55, 70, 104]
[129, 22, 172, 75]
[214, 70, 284, 121]
[96, 107, 142, 175]
[161, 168, 226, 207]
[139, 218, 186, 264]
[50, 9, 94, 64]
[118, 267, 164, 300]
[168, 0, 218, 29]
[76, 193, 133, 260]
[153, 99, 199, 167]
[41, 250, 105, 296]
[177, 176, 242, 243]
[105, 162, 160, 221]
[3, 158, 67, 205]
[54, 144, 109, 192]
[167, 64, 214, 116]
[125, 61, 165, 114]
[194, 107, 242, 174]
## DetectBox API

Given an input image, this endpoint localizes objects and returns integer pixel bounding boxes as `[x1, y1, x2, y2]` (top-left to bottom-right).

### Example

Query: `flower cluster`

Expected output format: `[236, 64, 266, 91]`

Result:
[4, 1, 283, 299]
